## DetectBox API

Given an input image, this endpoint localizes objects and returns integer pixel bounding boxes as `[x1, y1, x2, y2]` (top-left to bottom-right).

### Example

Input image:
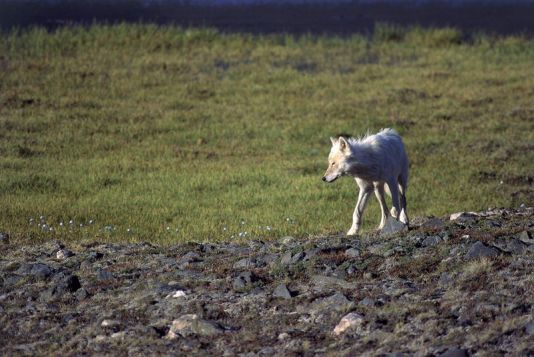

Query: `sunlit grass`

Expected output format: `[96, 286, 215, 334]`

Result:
[1, 24, 533, 243]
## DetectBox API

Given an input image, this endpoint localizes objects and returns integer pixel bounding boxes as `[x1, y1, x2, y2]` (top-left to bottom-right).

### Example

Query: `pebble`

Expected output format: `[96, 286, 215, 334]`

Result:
[422, 235, 443, 248]
[345, 248, 360, 258]
[380, 217, 408, 236]
[0, 232, 9, 244]
[273, 283, 292, 299]
[56, 249, 74, 260]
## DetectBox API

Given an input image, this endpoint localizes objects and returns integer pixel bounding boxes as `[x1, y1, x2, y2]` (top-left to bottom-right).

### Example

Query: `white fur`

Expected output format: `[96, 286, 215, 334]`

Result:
[322, 128, 409, 235]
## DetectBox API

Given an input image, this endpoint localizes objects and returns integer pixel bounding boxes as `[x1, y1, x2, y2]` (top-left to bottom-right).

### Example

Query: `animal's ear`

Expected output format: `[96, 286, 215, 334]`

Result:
[330, 137, 337, 145]
[338, 137, 350, 153]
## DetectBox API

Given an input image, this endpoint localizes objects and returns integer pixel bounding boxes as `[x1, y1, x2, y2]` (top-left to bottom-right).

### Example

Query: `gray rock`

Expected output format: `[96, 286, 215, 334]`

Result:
[280, 251, 293, 265]
[519, 231, 534, 245]
[438, 348, 469, 357]
[345, 248, 360, 258]
[422, 235, 443, 247]
[290, 251, 305, 264]
[506, 239, 527, 254]
[273, 283, 292, 299]
[310, 293, 355, 314]
[359, 297, 375, 307]
[75, 288, 89, 300]
[233, 258, 255, 269]
[420, 217, 445, 229]
[17, 263, 53, 280]
[96, 269, 114, 281]
[233, 271, 258, 290]
[525, 320, 534, 335]
[166, 314, 222, 338]
[0, 232, 9, 244]
[464, 241, 499, 260]
[179, 251, 201, 264]
[380, 217, 408, 237]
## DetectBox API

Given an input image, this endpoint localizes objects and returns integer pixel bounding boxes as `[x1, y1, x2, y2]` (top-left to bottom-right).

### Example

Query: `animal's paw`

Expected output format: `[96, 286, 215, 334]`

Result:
[346, 227, 359, 236]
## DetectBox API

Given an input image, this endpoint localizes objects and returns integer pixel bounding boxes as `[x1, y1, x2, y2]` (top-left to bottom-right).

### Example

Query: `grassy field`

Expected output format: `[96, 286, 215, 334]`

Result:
[1, 24, 533, 244]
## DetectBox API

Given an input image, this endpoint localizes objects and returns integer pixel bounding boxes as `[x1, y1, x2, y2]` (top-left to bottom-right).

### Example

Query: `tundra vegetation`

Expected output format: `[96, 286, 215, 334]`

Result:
[0, 24, 533, 243]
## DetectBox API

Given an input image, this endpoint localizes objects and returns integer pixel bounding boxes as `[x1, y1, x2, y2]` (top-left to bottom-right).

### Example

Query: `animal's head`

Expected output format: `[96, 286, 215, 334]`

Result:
[322, 136, 351, 183]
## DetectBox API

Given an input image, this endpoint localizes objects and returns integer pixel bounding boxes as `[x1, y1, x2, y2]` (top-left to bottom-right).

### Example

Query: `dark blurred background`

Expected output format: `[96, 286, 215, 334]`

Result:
[1, 0, 534, 35]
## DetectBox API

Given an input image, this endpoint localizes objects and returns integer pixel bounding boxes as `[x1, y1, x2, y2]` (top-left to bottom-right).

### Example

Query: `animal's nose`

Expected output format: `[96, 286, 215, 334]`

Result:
[322, 176, 326, 182]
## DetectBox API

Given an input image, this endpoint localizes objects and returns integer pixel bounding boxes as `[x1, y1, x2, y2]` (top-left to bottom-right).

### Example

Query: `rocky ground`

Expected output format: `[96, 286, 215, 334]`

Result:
[1, 207, 534, 356]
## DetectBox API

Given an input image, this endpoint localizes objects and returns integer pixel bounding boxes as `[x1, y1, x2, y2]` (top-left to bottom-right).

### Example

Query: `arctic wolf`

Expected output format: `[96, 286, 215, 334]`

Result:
[322, 128, 409, 235]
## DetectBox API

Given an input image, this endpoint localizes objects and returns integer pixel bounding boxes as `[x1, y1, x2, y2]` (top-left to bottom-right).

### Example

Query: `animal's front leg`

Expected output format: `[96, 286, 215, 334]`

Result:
[347, 184, 373, 235]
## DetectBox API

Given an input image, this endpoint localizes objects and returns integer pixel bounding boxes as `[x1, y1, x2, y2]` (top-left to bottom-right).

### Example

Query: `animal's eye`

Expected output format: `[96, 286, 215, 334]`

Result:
[331, 162, 335, 166]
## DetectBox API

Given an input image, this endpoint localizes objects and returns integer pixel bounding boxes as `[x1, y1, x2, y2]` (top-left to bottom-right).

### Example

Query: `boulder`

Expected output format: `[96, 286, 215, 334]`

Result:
[333, 312, 364, 335]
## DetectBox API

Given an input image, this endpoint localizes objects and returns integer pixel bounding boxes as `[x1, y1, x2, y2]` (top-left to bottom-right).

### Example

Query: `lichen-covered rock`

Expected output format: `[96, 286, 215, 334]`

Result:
[166, 314, 223, 338]
[333, 312, 364, 335]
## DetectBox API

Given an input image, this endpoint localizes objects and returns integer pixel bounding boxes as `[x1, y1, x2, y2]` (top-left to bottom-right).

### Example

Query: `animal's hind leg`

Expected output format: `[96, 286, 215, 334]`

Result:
[387, 178, 401, 223]
[398, 176, 409, 225]
[374, 182, 389, 229]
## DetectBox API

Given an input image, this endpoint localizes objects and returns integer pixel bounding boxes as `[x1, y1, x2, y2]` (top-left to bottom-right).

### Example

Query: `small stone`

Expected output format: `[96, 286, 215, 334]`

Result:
[273, 283, 292, 299]
[519, 231, 534, 245]
[56, 249, 74, 260]
[345, 248, 360, 258]
[464, 241, 500, 260]
[75, 288, 89, 300]
[422, 235, 443, 248]
[233, 271, 258, 291]
[280, 251, 293, 265]
[278, 332, 290, 341]
[359, 297, 375, 307]
[438, 348, 469, 357]
[166, 290, 186, 298]
[290, 251, 305, 264]
[450, 212, 477, 222]
[380, 217, 408, 236]
[525, 320, 534, 335]
[166, 314, 222, 338]
[111, 331, 126, 339]
[101, 319, 119, 327]
[281, 236, 295, 245]
[0, 232, 9, 244]
[179, 251, 201, 264]
[333, 312, 364, 335]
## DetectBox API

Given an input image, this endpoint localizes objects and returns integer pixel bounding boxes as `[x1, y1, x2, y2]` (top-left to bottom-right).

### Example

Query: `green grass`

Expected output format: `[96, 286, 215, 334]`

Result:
[1, 24, 533, 243]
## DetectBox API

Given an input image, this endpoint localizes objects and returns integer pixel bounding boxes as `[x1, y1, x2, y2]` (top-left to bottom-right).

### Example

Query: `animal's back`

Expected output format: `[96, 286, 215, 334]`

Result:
[370, 128, 409, 184]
